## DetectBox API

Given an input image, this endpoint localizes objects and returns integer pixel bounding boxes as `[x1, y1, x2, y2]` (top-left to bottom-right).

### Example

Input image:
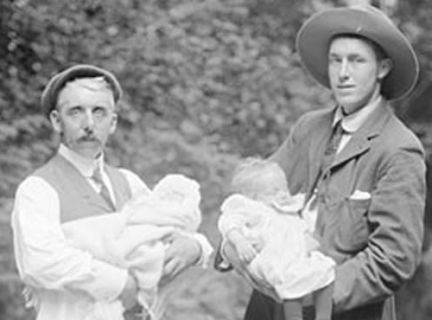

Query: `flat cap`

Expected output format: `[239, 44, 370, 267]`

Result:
[41, 64, 122, 116]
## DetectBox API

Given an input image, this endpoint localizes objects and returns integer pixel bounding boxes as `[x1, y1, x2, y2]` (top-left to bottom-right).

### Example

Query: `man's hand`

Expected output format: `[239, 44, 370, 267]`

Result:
[223, 242, 282, 303]
[119, 272, 138, 310]
[160, 231, 201, 286]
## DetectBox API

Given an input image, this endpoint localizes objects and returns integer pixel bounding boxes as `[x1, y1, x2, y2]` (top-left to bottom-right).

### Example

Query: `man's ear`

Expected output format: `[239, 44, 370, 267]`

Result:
[109, 112, 118, 134]
[49, 109, 62, 134]
[378, 58, 393, 80]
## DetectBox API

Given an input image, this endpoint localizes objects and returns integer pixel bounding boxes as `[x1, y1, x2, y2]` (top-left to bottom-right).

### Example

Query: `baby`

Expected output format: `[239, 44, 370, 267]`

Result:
[218, 157, 335, 320]
[62, 174, 206, 320]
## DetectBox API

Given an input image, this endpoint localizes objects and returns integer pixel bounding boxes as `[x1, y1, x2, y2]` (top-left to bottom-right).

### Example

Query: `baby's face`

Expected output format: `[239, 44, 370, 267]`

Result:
[252, 167, 289, 203]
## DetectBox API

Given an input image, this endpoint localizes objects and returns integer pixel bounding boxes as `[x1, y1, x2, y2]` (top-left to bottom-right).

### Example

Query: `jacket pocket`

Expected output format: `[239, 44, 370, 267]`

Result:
[334, 198, 370, 254]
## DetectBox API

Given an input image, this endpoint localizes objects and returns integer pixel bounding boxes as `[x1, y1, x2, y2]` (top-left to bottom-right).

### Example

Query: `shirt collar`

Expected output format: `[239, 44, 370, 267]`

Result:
[58, 144, 104, 178]
[333, 95, 383, 133]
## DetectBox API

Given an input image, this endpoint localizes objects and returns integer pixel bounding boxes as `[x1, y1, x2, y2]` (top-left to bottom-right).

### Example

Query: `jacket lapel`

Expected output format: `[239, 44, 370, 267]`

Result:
[307, 107, 336, 192]
[332, 100, 392, 169]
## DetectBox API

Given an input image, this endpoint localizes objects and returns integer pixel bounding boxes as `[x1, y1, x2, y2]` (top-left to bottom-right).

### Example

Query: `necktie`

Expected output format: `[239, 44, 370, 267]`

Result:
[92, 166, 115, 210]
[320, 120, 344, 175]
[307, 120, 344, 210]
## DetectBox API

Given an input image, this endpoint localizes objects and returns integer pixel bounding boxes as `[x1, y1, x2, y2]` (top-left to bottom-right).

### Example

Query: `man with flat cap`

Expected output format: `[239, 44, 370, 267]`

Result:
[11, 64, 213, 320]
[218, 5, 426, 320]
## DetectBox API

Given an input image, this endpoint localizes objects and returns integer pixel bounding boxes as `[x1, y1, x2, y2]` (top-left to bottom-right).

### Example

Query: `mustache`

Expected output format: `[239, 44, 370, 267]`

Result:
[78, 133, 99, 142]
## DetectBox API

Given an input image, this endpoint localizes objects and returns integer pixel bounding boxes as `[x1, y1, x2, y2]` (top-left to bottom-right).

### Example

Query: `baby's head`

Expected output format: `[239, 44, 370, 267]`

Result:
[230, 157, 289, 204]
[153, 174, 200, 203]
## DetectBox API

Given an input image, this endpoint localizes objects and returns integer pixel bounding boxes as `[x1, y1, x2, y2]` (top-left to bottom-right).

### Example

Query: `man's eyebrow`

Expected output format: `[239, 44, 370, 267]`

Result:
[328, 52, 363, 58]
[67, 105, 84, 110]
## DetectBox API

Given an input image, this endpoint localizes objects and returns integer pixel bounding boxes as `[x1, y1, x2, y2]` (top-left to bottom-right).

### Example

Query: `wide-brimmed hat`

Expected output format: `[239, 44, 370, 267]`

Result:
[41, 64, 122, 117]
[296, 5, 419, 100]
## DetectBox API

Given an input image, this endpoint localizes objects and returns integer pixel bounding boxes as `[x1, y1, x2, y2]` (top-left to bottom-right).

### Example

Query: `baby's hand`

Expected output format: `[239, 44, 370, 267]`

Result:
[249, 237, 264, 253]
[235, 239, 257, 264]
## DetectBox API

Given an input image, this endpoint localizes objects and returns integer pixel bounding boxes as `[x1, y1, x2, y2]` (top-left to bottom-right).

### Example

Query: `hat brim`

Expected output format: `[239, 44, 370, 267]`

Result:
[296, 6, 419, 100]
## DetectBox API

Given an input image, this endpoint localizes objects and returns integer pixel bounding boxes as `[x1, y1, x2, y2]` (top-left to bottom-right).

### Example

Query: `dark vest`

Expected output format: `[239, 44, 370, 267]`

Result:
[33, 153, 132, 223]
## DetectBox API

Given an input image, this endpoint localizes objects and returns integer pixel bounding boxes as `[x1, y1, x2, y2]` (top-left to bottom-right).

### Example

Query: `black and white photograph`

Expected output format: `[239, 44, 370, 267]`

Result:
[1, 1, 431, 320]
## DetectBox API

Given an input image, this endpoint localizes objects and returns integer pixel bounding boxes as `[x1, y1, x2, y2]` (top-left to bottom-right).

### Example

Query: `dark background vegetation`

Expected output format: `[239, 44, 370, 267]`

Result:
[1, 0, 431, 319]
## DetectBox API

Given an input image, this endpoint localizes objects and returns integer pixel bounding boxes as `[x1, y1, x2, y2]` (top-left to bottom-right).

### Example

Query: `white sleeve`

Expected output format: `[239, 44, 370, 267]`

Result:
[190, 232, 214, 268]
[218, 194, 257, 238]
[11, 176, 128, 301]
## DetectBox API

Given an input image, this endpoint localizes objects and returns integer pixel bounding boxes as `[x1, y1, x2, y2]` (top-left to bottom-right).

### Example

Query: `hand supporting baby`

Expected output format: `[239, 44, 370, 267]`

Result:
[222, 241, 282, 303]
[159, 230, 202, 287]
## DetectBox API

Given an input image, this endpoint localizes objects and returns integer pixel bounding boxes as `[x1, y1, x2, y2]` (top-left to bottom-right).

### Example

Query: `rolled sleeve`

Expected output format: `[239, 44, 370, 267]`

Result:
[191, 233, 214, 268]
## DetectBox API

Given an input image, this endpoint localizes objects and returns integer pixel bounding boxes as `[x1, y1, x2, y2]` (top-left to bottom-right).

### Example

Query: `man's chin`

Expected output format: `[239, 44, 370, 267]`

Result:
[70, 143, 103, 159]
[336, 98, 364, 114]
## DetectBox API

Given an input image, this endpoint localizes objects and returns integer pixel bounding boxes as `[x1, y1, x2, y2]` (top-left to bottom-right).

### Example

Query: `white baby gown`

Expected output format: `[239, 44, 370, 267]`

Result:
[218, 194, 335, 300]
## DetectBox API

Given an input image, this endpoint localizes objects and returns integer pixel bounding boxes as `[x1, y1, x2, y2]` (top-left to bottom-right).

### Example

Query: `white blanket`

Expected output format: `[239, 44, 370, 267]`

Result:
[62, 174, 201, 320]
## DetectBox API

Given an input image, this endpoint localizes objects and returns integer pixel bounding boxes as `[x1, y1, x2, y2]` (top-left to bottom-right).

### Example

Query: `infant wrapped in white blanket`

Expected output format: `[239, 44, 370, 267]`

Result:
[62, 174, 202, 320]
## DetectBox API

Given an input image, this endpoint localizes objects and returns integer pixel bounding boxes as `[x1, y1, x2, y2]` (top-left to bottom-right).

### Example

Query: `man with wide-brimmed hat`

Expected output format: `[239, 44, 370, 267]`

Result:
[11, 64, 213, 320]
[220, 5, 426, 320]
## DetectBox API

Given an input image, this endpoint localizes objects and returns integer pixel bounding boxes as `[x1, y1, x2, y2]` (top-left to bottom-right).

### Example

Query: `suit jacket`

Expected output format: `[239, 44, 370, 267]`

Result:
[247, 100, 426, 320]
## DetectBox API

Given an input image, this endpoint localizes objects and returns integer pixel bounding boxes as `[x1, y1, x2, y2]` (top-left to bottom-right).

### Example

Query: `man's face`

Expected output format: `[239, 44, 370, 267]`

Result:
[328, 36, 391, 114]
[50, 79, 118, 159]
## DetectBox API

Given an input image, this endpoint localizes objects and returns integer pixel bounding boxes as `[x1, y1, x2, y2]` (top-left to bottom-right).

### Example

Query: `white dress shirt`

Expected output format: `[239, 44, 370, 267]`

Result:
[11, 144, 213, 320]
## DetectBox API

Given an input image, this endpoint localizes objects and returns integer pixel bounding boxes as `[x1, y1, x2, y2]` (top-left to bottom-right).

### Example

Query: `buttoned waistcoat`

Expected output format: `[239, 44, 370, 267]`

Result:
[33, 153, 132, 223]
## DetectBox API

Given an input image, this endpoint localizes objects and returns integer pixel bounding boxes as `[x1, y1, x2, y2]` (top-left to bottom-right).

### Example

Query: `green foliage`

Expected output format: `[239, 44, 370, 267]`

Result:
[1, 0, 432, 319]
